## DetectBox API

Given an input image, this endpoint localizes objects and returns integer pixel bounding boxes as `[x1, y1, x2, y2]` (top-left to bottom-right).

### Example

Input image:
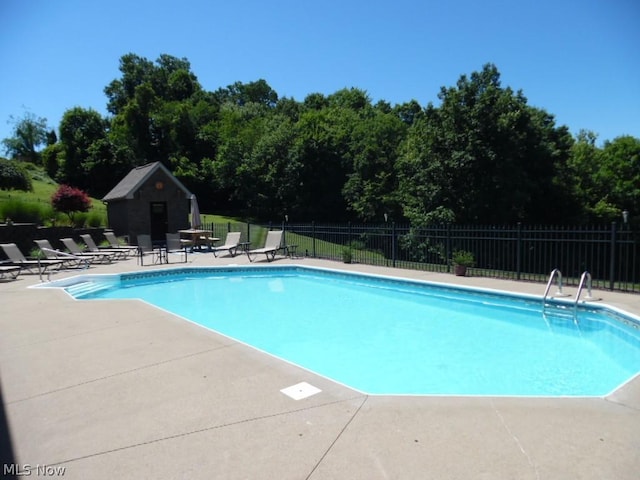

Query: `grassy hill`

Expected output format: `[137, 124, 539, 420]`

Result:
[0, 164, 106, 226]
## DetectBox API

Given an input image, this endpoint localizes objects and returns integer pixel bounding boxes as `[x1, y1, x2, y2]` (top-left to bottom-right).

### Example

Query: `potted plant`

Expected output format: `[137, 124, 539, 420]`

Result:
[342, 245, 353, 264]
[452, 250, 475, 276]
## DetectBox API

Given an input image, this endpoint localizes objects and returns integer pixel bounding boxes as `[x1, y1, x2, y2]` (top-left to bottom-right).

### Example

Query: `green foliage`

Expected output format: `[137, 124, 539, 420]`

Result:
[0, 198, 43, 223]
[1, 112, 49, 163]
[564, 132, 640, 222]
[341, 245, 353, 263]
[41, 143, 64, 179]
[5, 53, 638, 226]
[452, 250, 475, 267]
[396, 63, 573, 225]
[0, 158, 33, 191]
[343, 108, 407, 221]
[58, 107, 111, 194]
[86, 211, 104, 227]
[51, 184, 92, 224]
[0, 165, 106, 226]
[29, 247, 45, 259]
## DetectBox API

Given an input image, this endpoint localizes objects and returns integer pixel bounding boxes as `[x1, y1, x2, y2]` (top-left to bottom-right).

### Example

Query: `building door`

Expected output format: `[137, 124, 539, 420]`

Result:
[149, 202, 168, 243]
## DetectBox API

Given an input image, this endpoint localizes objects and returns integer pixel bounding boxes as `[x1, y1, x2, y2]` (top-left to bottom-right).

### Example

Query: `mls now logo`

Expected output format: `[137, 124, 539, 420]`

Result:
[3, 464, 67, 476]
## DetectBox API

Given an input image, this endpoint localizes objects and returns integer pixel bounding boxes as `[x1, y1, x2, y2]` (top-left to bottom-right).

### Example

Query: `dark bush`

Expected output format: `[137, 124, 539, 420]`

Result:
[51, 184, 92, 224]
[0, 158, 33, 191]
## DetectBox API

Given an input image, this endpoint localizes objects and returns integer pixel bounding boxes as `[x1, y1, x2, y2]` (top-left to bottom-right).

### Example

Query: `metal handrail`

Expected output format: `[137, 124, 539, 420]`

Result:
[575, 271, 594, 305]
[542, 269, 565, 306]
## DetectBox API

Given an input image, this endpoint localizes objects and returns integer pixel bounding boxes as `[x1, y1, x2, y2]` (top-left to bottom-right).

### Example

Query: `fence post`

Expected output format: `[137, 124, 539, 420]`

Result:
[392, 221, 397, 268]
[609, 222, 617, 290]
[446, 224, 452, 273]
[516, 222, 522, 281]
[281, 219, 286, 247]
[246, 222, 251, 244]
[312, 221, 316, 258]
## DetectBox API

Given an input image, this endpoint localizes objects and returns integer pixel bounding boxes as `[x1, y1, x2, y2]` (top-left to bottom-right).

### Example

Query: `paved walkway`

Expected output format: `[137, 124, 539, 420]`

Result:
[1, 252, 639, 479]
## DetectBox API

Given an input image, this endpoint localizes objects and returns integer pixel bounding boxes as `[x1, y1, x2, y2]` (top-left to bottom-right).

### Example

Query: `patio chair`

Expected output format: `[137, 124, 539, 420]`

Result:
[246, 230, 284, 262]
[59, 238, 115, 264]
[0, 264, 21, 281]
[137, 234, 163, 265]
[34, 239, 91, 269]
[0, 243, 64, 274]
[104, 231, 139, 256]
[166, 233, 188, 263]
[80, 234, 129, 260]
[211, 231, 242, 258]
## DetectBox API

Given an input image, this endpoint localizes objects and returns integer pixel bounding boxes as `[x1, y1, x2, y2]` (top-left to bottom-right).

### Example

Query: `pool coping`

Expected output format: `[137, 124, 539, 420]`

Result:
[2, 253, 640, 479]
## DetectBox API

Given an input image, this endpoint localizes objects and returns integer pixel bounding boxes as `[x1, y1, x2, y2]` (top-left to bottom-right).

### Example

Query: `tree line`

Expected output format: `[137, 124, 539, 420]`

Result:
[3, 53, 639, 225]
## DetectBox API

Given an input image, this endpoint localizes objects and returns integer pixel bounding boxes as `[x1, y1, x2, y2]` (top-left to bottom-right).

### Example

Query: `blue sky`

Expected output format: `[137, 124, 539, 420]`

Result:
[1, 0, 638, 148]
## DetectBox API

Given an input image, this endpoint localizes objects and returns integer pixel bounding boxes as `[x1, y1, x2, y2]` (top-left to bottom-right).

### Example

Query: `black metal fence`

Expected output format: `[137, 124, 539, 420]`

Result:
[203, 221, 640, 293]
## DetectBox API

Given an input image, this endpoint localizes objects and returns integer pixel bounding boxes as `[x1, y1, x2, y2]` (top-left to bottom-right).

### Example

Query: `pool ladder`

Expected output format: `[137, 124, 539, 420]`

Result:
[542, 269, 569, 322]
[574, 271, 594, 304]
[543, 269, 595, 323]
[542, 269, 568, 303]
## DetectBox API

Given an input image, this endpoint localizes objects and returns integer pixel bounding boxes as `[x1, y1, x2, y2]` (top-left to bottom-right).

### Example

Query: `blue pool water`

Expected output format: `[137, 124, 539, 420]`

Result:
[48, 266, 640, 396]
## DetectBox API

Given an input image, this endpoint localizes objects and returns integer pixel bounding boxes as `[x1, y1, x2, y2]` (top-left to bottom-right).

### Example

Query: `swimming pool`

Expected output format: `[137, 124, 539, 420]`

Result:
[38, 266, 640, 397]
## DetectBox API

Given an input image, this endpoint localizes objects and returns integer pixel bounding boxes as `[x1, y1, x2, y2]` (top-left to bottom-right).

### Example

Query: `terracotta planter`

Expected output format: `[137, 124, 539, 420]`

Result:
[454, 264, 467, 276]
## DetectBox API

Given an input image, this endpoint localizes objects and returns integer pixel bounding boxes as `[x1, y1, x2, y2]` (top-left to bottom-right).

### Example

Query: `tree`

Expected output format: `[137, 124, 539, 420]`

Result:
[58, 107, 110, 192]
[51, 184, 91, 224]
[41, 143, 64, 180]
[1, 112, 49, 163]
[106, 53, 206, 168]
[393, 100, 424, 125]
[396, 63, 573, 225]
[343, 109, 407, 221]
[594, 135, 640, 221]
[104, 53, 155, 116]
[215, 79, 278, 108]
[561, 130, 603, 221]
[0, 158, 32, 191]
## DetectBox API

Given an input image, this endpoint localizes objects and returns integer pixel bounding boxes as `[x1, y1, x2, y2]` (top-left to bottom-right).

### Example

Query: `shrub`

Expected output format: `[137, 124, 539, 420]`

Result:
[0, 158, 33, 191]
[452, 250, 475, 267]
[86, 211, 105, 227]
[0, 198, 46, 223]
[51, 184, 91, 224]
[72, 212, 88, 228]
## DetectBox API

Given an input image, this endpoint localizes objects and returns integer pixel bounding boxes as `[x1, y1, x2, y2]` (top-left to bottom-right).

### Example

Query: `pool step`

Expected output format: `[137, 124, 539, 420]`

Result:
[542, 302, 580, 328]
[65, 281, 109, 298]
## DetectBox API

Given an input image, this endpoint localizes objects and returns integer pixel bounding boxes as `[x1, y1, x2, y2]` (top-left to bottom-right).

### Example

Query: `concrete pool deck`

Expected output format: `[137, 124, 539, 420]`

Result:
[1, 252, 639, 479]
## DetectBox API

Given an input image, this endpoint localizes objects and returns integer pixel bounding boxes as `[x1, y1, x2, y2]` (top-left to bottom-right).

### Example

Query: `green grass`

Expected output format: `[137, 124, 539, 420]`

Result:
[280, 231, 387, 262]
[0, 165, 107, 226]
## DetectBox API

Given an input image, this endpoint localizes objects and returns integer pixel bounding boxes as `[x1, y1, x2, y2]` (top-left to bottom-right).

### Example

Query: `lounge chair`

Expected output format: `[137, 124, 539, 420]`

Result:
[211, 231, 242, 258]
[104, 232, 139, 256]
[34, 239, 91, 269]
[246, 230, 284, 262]
[59, 238, 115, 264]
[0, 243, 64, 274]
[166, 233, 188, 263]
[80, 234, 129, 260]
[0, 264, 21, 281]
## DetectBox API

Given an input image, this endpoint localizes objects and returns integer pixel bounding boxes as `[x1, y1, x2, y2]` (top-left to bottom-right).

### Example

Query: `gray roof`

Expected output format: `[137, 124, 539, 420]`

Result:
[102, 162, 192, 201]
